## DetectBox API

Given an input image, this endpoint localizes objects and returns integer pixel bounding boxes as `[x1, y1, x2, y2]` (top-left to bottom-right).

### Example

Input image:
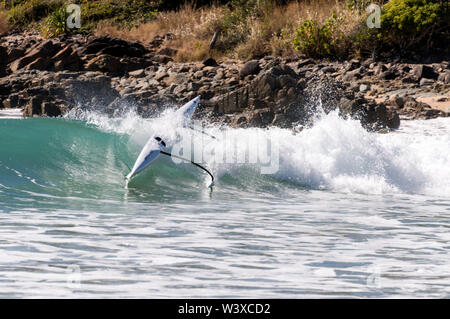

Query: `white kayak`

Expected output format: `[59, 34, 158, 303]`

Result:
[126, 96, 200, 182]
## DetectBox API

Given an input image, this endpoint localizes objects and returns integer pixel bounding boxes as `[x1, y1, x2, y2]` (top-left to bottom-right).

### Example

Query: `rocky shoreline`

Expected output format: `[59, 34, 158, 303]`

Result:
[1, 32, 449, 130]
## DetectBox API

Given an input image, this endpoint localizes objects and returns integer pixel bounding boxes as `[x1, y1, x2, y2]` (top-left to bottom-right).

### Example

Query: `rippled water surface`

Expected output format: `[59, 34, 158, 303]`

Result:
[1, 110, 449, 298]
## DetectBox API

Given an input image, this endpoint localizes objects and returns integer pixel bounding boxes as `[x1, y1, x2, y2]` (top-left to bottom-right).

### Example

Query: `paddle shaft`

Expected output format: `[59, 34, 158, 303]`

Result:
[160, 151, 214, 183]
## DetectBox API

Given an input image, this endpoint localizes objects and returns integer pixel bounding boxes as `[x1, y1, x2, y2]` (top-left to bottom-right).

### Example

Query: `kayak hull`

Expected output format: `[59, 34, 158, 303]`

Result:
[126, 96, 200, 182]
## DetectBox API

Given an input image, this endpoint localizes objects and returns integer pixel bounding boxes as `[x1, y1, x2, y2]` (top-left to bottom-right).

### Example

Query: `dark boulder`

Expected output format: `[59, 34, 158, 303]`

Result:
[203, 57, 218, 67]
[7, 47, 26, 63]
[240, 60, 260, 78]
[10, 40, 61, 71]
[343, 68, 362, 81]
[82, 36, 147, 58]
[413, 64, 438, 80]
[340, 96, 400, 130]
[53, 46, 84, 71]
[85, 54, 125, 74]
[0, 46, 8, 76]
[379, 69, 399, 80]
[210, 63, 305, 127]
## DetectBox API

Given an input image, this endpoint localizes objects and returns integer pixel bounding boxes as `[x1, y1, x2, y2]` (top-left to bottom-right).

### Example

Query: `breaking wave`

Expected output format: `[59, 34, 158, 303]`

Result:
[1, 105, 449, 199]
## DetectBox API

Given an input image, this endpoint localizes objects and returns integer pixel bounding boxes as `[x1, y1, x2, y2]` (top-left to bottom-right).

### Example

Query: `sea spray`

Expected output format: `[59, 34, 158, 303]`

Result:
[59, 105, 450, 197]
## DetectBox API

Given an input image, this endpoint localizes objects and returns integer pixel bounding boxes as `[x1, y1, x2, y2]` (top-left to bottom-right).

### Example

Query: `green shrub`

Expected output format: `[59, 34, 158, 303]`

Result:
[81, 0, 159, 31]
[292, 12, 346, 58]
[8, 0, 64, 28]
[350, 0, 448, 58]
[6, 0, 160, 34]
[380, 0, 448, 50]
[41, 4, 69, 37]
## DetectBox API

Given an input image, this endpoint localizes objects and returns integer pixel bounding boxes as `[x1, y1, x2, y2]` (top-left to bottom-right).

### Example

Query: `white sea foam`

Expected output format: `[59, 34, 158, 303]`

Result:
[66, 106, 450, 197]
[0, 108, 22, 119]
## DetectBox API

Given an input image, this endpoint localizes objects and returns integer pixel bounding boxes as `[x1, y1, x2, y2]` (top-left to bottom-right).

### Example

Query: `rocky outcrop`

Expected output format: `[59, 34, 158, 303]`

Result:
[385, 95, 448, 119]
[0, 69, 118, 116]
[82, 36, 153, 74]
[209, 62, 304, 127]
[9, 40, 61, 71]
[340, 95, 400, 129]
[53, 45, 83, 71]
[1, 32, 449, 128]
[239, 60, 260, 78]
[81, 36, 148, 57]
[207, 61, 401, 130]
[0, 46, 7, 77]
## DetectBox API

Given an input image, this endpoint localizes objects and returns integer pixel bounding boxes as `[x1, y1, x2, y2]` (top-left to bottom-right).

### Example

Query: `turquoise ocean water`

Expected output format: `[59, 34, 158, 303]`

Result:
[0, 107, 449, 298]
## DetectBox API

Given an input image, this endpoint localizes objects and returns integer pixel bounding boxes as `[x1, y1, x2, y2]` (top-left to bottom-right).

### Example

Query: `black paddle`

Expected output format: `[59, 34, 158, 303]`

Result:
[160, 150, 214, 184]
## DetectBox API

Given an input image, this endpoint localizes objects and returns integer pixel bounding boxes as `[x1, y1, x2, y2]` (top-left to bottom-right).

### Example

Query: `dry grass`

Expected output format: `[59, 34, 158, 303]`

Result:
[95, 3, 225, 61]
[235, 1, 305, 59]
[0, 9, 10, 34]
[95, 0, 365, 61]
[233, 0, 364, 60]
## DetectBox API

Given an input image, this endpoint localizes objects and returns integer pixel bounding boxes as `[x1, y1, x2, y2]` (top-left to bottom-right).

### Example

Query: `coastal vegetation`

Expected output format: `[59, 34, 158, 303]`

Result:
[0, 0, 448, 61]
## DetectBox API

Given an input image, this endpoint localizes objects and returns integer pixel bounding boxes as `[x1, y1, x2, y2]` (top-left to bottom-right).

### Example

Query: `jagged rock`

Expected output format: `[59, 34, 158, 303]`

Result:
[82, 36, 147, 57]
[85, 54, 125, 74]
[371, 103, 400, 129]
[402, 75, 417, 83]
[128, 69, 146, 78]
[23, 96, 45, 116]
[347, 59, 361, 71]
[154, 68, 168, 81]
[53, 46, 83, 71]
[246, 108, 274, 127]
[297, 59, 314, 68]
[388, 95, 405, 109]
[340, 96, 399, 130]
[412, 64, 438, 80]
[2, 94, 19, 108]
[5, 32, 450, 127]
[437, 71, 450, 84]
[321, 66, 336, 73]
[339, 97, 362, 117]
[419, 78, 435, 86]
[343, 68, 362, 81]
[120, 57, 152, 72]
[240, 60, 260, 78]
[384, 96, 444, 119]
[173, 84, 187, 95]
[379, 69, 398, 80]
[187, 82, 201, 91]
[210, 63, 305, 126]
[203, 58, 218, 67]
[373, 64, 388, 75]
[42, 101, 64, 117]
[10, 40, 61, 72]
[0, 46, 7, 76]
[6, 47, 26, 63]
[27, 57, 53, 71]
